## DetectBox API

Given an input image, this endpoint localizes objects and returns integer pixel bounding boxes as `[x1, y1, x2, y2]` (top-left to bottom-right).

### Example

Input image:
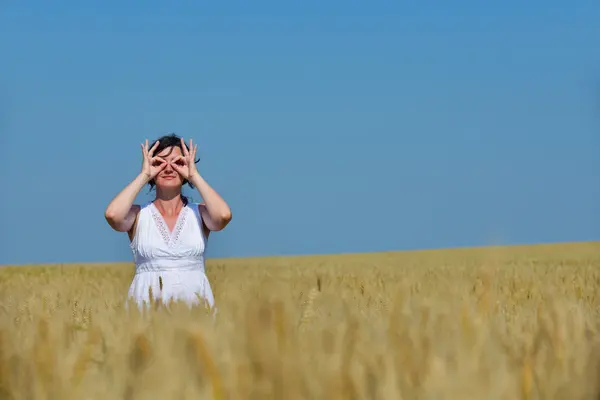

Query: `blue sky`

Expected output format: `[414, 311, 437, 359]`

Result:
[1, 1, 599, 265]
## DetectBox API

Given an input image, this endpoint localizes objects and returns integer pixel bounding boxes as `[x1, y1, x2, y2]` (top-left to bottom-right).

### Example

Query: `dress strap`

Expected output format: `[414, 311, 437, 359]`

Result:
[190, 203, 209, 243]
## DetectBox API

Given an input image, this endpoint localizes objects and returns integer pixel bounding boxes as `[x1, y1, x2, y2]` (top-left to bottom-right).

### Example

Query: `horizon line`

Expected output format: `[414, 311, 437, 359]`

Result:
[2, 239, 599, 268]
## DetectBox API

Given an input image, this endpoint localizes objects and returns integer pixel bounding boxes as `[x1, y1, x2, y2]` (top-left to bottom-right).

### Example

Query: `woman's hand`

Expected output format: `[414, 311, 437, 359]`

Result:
[141, 140, 167, 180]
[172, 137, 199, 180]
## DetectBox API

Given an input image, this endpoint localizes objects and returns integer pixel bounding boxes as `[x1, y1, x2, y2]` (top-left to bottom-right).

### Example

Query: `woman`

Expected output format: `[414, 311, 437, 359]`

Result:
[104, 133, 232, 312]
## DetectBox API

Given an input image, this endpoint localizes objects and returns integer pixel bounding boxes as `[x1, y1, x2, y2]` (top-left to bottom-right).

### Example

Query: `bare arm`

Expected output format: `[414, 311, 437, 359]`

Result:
[104, 173, 149, 232]
[105, 140, 166, 233]
[189, 173, 232, 232]
[172, 138, 232, 232]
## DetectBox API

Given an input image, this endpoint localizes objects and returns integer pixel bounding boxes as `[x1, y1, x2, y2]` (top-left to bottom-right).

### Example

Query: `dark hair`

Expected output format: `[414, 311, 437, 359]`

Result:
[147, 133, 200, 206]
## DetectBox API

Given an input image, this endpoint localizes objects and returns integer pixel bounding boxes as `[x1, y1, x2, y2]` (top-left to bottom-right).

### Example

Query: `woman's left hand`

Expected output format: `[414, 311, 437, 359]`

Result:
[172, 137, 199, 180]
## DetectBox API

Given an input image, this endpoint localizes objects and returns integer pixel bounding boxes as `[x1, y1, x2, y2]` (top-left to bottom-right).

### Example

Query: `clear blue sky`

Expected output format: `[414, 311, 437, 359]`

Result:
[1, 1, 599, 265]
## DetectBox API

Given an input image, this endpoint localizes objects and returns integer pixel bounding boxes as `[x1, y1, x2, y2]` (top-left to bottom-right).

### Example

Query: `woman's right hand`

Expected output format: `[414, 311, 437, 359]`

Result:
[141, 140, 166, 180]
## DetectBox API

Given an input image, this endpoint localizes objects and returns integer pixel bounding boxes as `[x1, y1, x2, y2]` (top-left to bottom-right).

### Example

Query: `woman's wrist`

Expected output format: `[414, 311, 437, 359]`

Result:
[188, 171, 201, 184]
[137, 172, 152, 185]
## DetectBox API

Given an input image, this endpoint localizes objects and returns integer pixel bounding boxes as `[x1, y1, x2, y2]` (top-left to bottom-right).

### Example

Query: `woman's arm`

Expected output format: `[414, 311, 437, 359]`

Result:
[104, 173, 149, 232]
[188, 172, 232, 231]
[172, 138, 232, 232]
[105, 140, 166, 233]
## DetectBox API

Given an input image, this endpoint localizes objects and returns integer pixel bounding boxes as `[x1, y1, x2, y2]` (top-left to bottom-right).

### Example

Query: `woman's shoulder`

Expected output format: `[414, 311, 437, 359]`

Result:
[187, 202, 208, 222]
[188, 201, 209, 212]
[130, 202, 153, 219]
[187, 201, 202, 213]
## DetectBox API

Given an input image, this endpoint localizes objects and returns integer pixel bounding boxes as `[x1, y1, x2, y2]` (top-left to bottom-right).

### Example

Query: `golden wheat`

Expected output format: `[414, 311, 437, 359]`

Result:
[0, 241, 599, 399]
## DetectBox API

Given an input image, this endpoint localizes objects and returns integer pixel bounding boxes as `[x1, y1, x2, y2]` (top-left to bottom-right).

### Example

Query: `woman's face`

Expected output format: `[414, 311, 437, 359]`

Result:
[154, 145, 185, 189]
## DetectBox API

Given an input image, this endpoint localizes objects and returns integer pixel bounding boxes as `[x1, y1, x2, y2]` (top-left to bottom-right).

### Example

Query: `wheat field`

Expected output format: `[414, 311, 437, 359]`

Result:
[1, 241, 599, 399]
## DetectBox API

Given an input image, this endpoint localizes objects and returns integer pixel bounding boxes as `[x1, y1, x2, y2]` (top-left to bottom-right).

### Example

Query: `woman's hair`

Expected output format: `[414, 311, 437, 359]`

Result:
[147, 133, 200, 205]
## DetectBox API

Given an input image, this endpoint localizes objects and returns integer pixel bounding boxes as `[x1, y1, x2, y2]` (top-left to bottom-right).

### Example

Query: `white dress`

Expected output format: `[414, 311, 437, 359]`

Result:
[126, 201, 216, 311]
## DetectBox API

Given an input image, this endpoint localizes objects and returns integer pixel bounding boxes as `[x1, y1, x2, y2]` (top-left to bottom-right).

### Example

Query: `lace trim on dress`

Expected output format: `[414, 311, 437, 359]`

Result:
[171, 208, 187, 245]
[149, 203, 188, 247]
